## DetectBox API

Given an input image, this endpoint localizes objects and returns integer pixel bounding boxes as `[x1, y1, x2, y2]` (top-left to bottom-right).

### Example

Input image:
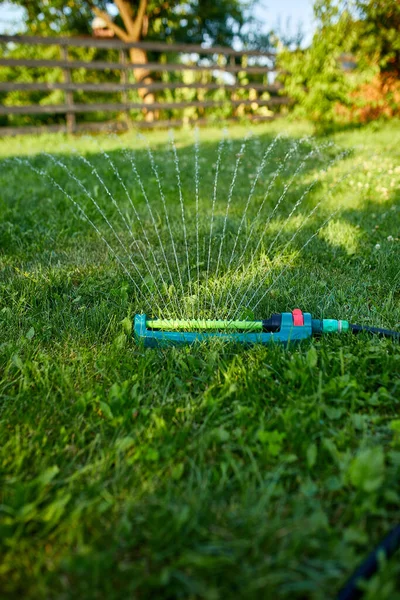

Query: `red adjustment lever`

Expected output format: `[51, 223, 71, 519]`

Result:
[292, 309, 304, 326]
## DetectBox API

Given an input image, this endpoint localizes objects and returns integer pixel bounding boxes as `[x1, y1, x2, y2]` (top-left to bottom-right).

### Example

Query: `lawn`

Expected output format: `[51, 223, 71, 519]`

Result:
[0, 119, 400, 600]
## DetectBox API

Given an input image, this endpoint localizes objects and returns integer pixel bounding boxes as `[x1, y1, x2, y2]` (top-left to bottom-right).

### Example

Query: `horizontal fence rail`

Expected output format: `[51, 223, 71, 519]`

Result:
[0, 82, 283, 93]
[0, 34, 275, 57]
[0, 57, 275, 74]
[0, 98, 289, 115]
[0, 33, 287, 135]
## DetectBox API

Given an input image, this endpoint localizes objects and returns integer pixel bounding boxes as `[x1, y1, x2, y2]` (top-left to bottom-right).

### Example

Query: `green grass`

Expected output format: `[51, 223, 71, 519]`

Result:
[1, 119, 400, 600]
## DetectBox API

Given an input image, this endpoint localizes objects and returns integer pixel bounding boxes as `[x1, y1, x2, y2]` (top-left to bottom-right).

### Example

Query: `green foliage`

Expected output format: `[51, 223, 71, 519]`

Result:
[279, 2, 354, 129]
[279, 0, 400, 129]
[347, 447, 385, 492]
[354, 0, 400, 73]
[8, 0, 256, 47]
[0, 121, 400, 598]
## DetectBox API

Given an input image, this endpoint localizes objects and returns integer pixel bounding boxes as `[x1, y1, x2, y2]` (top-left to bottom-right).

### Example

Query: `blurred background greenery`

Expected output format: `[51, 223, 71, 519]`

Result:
[0, 0, 399, 131]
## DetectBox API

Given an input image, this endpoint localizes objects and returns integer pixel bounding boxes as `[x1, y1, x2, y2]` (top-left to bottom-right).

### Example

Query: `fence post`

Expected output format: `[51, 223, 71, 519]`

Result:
[61, 45, 75, 134]
[119, 48, 131, 130]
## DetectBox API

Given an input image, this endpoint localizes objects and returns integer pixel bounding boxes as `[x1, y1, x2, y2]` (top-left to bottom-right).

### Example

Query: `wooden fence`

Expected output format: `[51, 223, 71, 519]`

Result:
[0, 34, 289, 136]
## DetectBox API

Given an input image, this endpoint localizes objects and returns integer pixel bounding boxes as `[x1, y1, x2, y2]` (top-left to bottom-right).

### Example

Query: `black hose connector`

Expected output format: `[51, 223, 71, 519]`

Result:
[262, 314, 282, 332]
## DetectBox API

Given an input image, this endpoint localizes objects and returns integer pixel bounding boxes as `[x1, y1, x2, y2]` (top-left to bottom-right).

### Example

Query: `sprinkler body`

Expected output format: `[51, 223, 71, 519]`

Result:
[134, 310, 349, 348]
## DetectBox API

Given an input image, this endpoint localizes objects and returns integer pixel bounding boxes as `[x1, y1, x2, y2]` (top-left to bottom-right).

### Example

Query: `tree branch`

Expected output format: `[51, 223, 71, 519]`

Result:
[92, 0, 149, 43]
[92, 6, 130, 42]
[132, 0, 148, 41]
[114, 0, 136, 38]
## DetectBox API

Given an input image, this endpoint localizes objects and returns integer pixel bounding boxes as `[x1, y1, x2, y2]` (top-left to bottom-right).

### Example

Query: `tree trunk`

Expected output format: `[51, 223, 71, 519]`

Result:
[129, 46, 156, 121]
[93, 1, 156, 121]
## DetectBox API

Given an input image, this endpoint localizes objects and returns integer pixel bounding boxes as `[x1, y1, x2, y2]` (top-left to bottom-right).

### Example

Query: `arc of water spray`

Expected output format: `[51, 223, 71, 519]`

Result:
[81, 140, 169, 288]
[122, 150, 184, 319]
[251, 208, 343, 314]
[142, 136, 187, 314]
[217, 137, 307, 315]
[224, 135, 282, 272]
[214, 134, 282, 316]
[246, 203, 333, 313]
[16, 158, 162, 316]
[245, 140, 333, 259]
[234, 149, 349, 314]
[239, 138, 310, 250]
[234, 167, 354, 318]
[81, 147, 178, 316]
[194, 128, 201, 317]
[211, 134, 250, 312]
[265, 150, 350, 257]
[91, 134, 184, 318]
[216, 138, 307, 315]
[78, 155, 136, 238]
[226, 139, 334, 317]
[204, 133, 227, 315]
[42, 154, 167, 313]
[169, 131, 194, 318]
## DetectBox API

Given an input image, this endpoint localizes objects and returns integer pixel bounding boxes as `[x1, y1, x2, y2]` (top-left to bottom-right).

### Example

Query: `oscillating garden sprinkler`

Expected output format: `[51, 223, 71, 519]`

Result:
[134, 309, 399, 347]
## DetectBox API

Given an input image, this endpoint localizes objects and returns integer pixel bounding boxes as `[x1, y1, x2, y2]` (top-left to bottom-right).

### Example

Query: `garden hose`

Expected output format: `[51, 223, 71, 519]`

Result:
[337, 524, 400, 600]
[348, 323, 400, 340]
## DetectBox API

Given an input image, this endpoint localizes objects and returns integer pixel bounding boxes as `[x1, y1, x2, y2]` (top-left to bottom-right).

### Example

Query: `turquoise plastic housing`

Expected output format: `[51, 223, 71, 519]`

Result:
[134, 313, 313, 347]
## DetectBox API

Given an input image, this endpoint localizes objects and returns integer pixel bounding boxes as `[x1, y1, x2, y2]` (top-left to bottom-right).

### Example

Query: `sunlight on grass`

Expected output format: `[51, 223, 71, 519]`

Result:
[319, 220, 361, 255]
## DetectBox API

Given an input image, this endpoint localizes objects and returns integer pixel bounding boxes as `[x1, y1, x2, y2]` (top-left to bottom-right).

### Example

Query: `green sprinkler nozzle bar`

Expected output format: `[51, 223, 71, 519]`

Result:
[147, 314, 284, 332]
[146, 319, 263, 331]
